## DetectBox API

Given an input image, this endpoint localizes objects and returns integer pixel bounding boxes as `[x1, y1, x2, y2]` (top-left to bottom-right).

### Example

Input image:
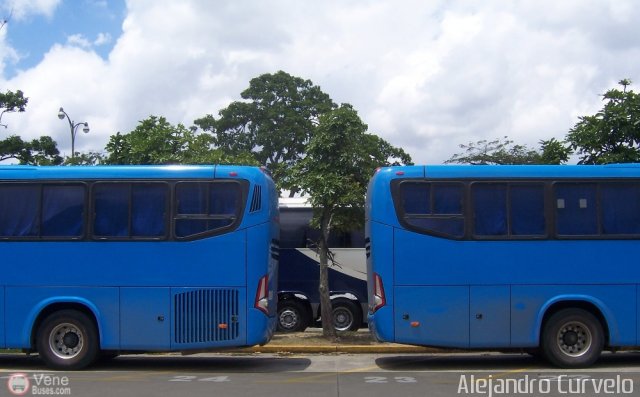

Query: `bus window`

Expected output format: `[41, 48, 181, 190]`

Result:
[0, 184, 39, 237]
[42, 185, 85, 237]
[510, 184, 545, 236]
[472, 183, 545, 237]
[601, 183, 640, 235]
[94, 182, 168, 238]
[555, 183, 597, 236]
[399, 181, 464, 238]
[174, 182, 240, 238]
[472, 183, 508, 236]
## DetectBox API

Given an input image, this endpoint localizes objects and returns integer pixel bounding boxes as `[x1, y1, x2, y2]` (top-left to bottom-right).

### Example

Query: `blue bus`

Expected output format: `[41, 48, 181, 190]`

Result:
[0, 165, 278, 369]
[278, 197, 367, 332]
[367, 164, 640, 368]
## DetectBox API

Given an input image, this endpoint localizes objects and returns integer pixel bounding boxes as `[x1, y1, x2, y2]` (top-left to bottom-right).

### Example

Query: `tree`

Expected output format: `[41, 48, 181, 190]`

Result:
[65, 151, 105, 165]
[194, 71, 336, 193]
[0, 135, 63, 165]
[0, 90, 28, 128]
[103, 116, 257, 165]
[566, 79, 640, 164]
[292, 104, 411, 339]
[445, 136, 570, 165]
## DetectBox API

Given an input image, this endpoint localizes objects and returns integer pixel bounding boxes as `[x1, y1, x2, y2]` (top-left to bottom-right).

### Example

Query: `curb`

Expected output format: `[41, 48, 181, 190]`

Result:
[231, 344, 439, 354]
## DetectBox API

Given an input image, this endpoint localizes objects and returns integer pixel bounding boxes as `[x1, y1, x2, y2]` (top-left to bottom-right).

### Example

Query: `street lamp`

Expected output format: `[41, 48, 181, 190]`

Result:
[57, 107, 90, 160]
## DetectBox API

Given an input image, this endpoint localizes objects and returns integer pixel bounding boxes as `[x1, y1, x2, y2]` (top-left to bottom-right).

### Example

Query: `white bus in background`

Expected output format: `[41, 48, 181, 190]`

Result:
[277, 197, 368, 332]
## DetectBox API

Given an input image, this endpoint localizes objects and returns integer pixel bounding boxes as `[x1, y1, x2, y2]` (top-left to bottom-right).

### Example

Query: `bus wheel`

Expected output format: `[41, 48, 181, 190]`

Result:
[277, 300, 309, 332]
[36, 310, 99, 370]
[541, 308, 604, 368]
[332, 300, 360, 332]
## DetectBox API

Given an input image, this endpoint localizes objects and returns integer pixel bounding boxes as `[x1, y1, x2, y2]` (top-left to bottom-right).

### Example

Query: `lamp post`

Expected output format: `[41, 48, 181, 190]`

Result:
[57, 107, 89, 161]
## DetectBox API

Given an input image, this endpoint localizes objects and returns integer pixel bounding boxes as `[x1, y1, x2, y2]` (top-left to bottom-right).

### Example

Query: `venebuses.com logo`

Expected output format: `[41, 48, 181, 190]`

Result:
[7, 373, 30, 396]
[6, 373, 72, 396]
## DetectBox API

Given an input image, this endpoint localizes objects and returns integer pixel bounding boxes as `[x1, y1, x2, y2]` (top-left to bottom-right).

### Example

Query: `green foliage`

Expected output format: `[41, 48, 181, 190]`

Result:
[0, 89, 28, 128]
[446, 136, 570, 165]
[539, 138, 572, 165]
[0, 135, 63, 165]
[64, 151, 105, 165]
[567, 79, 640, 164]
[295, 104, 411, 221]
[104, 116, 257, 165]
[194, 71, 336, 192]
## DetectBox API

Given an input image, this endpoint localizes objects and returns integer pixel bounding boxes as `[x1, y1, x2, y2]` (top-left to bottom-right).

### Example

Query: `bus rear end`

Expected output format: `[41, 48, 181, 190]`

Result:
[366, 166, 424, 343]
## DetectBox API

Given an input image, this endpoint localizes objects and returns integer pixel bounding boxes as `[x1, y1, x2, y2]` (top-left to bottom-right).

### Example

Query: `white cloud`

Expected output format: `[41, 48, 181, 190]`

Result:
[66, 34, 92, 49]
[94, 32, 111, 46]
[2, 0, 60, 20]
[2, 0, 640, 163]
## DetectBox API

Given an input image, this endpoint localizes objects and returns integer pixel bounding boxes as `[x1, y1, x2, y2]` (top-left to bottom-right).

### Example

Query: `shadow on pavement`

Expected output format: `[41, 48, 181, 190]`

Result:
[0, 353, 312, 373]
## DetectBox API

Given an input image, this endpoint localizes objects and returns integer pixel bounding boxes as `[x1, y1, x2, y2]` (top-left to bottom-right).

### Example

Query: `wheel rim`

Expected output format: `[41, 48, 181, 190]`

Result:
[556, 320, 592, 357]
[279, 309, 299, 330]
[333, 307, 353, 331]
[49, 322, 84, 360]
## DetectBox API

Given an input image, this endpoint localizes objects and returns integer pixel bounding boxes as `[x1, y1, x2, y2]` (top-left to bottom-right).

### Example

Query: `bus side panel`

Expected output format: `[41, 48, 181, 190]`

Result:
[0, 287, 4, 348]
[470, 286, 511, 347]
[4, 287, 120, 349]
[637, 286, 640, 345]
[245, 223, 277, 346]
[394, 285, 470, 348]
[120, 287, 171, 350]
[511, 285, 637, 347]
[366, 221, 395, 342]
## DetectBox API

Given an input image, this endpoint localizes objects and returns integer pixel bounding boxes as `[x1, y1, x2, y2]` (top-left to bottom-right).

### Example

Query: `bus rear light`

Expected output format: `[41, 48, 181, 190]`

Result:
[254, 275, 269, 315]
[372, 273, 386, 312]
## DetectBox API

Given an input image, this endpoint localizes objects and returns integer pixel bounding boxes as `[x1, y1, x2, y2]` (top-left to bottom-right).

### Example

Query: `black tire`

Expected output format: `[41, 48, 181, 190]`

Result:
[332, 300, 361, 332]
[541, 308, 604, 368]
[36, 310, 99, 370]
[277, 300, 310, 332]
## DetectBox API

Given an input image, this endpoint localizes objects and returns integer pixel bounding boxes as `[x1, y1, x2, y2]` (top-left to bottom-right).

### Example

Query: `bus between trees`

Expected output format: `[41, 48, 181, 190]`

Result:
[0, 165, 278, 369]
[278, 197, 367, 332]
[367, 164, 640, 368]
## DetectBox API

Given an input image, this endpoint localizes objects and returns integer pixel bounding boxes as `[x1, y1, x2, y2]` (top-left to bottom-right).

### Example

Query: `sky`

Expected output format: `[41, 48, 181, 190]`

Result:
[1, 0, 639, 164]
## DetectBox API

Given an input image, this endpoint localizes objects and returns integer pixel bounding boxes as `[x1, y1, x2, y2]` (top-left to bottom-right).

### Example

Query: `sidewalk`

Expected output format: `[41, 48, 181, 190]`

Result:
[236, 329, 439, 354]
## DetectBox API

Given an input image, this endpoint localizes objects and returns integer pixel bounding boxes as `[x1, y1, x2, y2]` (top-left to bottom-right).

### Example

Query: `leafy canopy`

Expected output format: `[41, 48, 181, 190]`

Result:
[567, 79, 640, 164]
[446, 136, 571, 165]
[104, 115, 257, 165]
[195, 71, 336, 192]
[0, 135, 63, 165]
[0, 89, 28, 128]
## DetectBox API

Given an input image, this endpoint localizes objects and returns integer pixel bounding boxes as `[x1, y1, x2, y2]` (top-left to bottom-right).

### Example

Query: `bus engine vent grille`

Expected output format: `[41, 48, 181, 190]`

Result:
[249, 185, 262, 212]
[174, 288, 240, 344]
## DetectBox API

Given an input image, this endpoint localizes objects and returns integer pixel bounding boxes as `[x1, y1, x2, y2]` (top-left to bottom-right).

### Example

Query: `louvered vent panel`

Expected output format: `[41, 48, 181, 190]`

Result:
[249, 185, 262, 212]
[174, 289, 240, 344]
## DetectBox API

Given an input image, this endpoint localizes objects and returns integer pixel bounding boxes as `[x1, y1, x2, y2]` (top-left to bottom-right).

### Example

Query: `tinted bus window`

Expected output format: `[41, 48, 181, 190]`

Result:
[601, 183, 640, 235]
[472, 183, 545, 237]
[280, 208, 317, 249]
[399, 182, 464, 238]
[94, 183, 168, 238]
[510, 184, 545, 236]
[473, 184, 507, 236]
[175, 182, 241, 238]
[42, 185, 85, 237]
[0, 184, 85, 238]
[555, 183, 598, 236]
[0, 184, 39, 237]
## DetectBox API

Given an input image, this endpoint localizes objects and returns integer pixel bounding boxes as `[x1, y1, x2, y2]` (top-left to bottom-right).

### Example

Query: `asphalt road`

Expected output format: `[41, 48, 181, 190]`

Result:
[3, 352, 640, 396]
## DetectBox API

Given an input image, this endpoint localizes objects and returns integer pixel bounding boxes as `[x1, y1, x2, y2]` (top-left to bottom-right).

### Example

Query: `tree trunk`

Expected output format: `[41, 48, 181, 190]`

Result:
[319, 208, 337, 340]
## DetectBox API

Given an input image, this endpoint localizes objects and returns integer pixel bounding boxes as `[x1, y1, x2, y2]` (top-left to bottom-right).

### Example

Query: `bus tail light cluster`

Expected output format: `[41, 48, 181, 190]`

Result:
[254, 275, 269, 315]
[372, 273, 386, 312]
